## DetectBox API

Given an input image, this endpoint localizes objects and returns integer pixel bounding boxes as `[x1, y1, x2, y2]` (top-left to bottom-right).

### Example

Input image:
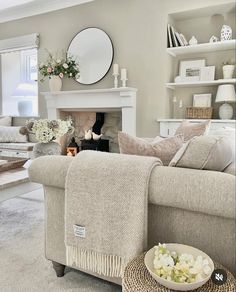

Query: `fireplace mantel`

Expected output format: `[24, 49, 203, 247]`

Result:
[41, 87, 137, 135]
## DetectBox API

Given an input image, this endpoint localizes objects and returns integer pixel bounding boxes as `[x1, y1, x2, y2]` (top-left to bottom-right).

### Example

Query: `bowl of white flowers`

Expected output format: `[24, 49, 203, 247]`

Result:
[144, 243, 214, 291]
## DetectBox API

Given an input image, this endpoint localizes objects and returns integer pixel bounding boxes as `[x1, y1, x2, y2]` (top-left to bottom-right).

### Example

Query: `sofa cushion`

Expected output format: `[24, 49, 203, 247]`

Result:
[169, 135, 232, 171]
[118, 132, 183, 166]
[175, 120, 211, 142]
[0, 116, 12, 126]
[0, 126, 28, 143]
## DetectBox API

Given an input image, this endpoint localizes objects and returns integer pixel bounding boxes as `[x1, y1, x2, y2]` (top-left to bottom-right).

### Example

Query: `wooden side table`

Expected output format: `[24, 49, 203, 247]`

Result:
[122, 254, 236, 292]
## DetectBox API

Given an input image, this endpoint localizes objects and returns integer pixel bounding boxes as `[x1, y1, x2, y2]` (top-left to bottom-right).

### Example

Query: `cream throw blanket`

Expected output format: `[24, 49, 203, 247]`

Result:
[65, 150, 162, 278]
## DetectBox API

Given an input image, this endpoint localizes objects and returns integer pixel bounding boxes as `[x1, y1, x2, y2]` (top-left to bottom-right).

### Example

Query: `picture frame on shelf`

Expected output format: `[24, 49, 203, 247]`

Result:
[179, 59, 206, 82]
[200, 66, 215, 81]
[193, 93, 212, 107]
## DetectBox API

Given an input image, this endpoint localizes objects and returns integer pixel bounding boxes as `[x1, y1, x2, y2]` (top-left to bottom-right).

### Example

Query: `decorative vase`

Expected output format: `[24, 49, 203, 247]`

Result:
[223, 65, 235, 79]
[220, 25, 232, 41]
[33, 141, 61, 158]
[49, 76, 62, 92]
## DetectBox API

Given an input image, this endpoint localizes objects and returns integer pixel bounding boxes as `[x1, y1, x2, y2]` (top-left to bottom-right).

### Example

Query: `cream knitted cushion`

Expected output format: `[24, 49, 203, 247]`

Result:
[175, 120, 211, 142]
[118, 132, 183, 166]
[0, 126, 28, 143]
[169, 135, 233, 171]
[0, 116, 12, 126]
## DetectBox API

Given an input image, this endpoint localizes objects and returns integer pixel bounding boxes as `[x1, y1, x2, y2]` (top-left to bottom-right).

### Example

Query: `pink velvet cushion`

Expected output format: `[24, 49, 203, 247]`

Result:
[118, 132, 183, 166]
[175, 120, 211, 142]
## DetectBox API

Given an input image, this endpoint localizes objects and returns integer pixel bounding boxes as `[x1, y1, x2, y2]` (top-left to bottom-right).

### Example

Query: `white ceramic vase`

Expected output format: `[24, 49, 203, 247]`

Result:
[223, 65, 235, 79]
[49, 75, 62, 92]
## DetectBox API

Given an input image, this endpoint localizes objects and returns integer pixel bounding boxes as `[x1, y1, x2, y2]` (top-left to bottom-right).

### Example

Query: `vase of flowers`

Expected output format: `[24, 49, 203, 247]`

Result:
[20, 118, 74, 158]
[39, 50, 80, 92]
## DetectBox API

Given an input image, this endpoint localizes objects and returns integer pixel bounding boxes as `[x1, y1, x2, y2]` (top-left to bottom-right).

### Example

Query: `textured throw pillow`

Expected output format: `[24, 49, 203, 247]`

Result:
[224, 160, 236, 176]
[169, 135, 233, 171]
[175, 120, 211, 142]
[0, 116, 12, 126]
[118, 132, 183, 165]
[209, 126, 235, 159]
[0, 126, 28, 143]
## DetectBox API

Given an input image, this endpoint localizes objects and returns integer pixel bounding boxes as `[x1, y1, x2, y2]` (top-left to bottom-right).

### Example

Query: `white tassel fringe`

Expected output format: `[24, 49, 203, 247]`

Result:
[66, 246, 126, 278]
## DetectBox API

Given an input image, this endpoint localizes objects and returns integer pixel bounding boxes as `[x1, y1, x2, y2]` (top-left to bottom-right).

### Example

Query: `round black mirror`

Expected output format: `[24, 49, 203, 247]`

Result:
[67, 28, 114, 85]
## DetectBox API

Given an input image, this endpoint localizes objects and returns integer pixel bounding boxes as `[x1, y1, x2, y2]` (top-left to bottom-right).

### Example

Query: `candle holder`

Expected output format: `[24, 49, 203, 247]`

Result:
[121, 78, 128, 88]
[113, 73, 119, 88]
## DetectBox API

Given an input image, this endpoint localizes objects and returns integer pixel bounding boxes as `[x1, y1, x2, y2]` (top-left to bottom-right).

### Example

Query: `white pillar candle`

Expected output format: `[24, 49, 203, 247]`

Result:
[121, 68, 127, 80]
[113, 64, 119, 75]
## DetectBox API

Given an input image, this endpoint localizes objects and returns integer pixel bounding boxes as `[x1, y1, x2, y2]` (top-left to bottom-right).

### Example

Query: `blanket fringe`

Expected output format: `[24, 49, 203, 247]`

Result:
[66, 246, 126, 278]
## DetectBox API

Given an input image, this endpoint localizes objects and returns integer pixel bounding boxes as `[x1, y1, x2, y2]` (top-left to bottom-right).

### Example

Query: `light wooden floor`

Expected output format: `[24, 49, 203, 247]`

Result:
[0, 168, 41, 202]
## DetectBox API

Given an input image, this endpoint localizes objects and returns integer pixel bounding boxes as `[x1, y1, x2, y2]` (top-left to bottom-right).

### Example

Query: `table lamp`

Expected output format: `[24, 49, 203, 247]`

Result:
[215, 84, 236, 119]
[12, 83, 37, 116]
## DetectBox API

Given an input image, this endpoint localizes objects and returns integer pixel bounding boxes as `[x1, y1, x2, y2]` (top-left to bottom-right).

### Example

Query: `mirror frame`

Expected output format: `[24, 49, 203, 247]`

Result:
[67, 27, 114, 85]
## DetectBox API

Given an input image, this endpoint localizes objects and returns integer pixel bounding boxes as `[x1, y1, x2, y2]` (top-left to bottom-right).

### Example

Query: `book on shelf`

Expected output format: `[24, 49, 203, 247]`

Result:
[175, 32, 185, 46]
[167, 24, 173, 48]
[179, 33, 188, 46]
[170, 26, 179, 47]
[167, 24, 189, 48]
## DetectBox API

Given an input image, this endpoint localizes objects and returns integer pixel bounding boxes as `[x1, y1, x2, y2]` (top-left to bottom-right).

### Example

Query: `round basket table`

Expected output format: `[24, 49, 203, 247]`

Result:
[122, 254, 236, 292]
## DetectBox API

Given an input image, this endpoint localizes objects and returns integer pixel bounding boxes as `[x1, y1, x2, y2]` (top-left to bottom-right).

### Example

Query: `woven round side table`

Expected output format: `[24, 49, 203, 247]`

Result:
[122, 254, 236, 292]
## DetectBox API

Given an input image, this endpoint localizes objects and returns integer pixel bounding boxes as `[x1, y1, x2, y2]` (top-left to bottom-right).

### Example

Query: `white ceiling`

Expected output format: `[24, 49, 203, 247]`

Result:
[0, 0, 94, 23]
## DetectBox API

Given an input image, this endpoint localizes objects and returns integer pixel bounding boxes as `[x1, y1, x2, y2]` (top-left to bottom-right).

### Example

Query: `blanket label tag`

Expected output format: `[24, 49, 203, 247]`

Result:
[73, 225, 86, 238]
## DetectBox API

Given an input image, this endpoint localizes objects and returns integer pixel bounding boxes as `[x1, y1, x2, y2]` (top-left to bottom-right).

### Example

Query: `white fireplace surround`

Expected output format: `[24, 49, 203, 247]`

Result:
[41, 87, 137, 135]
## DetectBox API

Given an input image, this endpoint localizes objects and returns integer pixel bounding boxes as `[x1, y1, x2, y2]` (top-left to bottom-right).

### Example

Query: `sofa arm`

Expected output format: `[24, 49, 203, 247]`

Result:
[28, 155, 73, 188]
[149, 166, 236, 219]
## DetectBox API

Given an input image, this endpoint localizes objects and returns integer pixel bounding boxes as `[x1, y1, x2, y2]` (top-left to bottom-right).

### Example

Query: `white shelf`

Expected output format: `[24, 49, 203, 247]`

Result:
[166, 79, 236, 90]
[157, 119, 236, 123]
[167, 39, 236, 57]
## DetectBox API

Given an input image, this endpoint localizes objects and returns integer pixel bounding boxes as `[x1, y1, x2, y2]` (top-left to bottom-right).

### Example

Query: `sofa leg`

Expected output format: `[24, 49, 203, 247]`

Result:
[52, 261, 66, 277]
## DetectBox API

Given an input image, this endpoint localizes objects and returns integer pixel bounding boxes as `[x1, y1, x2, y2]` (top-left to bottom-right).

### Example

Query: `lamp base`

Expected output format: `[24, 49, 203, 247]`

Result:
[18, 100, 33, 116]
[219, 103, 233, 120]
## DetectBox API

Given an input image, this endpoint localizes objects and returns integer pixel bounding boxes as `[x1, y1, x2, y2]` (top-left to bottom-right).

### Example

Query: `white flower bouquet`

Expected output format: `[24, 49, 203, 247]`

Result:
[20, 119, 74, 143]
[153, 244, 212, 284]
[39, 50, 80, 81]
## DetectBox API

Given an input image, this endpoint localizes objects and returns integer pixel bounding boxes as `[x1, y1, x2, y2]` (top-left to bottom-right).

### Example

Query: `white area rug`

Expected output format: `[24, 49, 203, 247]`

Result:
[0, 189, 121, 292]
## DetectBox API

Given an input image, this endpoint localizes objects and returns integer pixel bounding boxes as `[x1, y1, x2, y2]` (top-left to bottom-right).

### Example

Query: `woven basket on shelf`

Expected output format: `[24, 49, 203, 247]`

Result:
[186, 107, 213, 119]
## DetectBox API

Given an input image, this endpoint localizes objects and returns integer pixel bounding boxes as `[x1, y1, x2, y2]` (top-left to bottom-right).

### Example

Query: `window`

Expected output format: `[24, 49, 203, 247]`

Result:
[0, 33, 39, 117]
[1, 48, 38, 117]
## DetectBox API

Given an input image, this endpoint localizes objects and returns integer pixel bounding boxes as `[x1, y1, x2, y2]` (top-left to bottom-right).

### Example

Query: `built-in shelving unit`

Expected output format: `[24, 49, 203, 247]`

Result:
[165, 2, 236, 121]
[167, 39, 236, 57]
[166, 79, 236, 90]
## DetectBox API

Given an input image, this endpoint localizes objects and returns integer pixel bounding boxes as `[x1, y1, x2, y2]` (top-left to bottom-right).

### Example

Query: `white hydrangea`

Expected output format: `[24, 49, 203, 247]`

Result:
[153, 244, 212, 284]
[30, 118, 73, 143]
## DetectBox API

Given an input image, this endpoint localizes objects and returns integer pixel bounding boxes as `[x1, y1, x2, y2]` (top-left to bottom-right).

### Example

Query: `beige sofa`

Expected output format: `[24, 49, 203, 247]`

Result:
[29, 155, 236, 283]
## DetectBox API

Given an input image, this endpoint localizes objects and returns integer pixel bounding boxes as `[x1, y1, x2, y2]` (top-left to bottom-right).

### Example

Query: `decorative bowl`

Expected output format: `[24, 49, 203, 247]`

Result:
[144, 244, 214, 291]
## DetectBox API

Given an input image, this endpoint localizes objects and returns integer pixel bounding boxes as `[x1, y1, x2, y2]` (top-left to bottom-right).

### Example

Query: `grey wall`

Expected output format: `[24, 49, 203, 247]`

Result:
[0, 0, 234, 136]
